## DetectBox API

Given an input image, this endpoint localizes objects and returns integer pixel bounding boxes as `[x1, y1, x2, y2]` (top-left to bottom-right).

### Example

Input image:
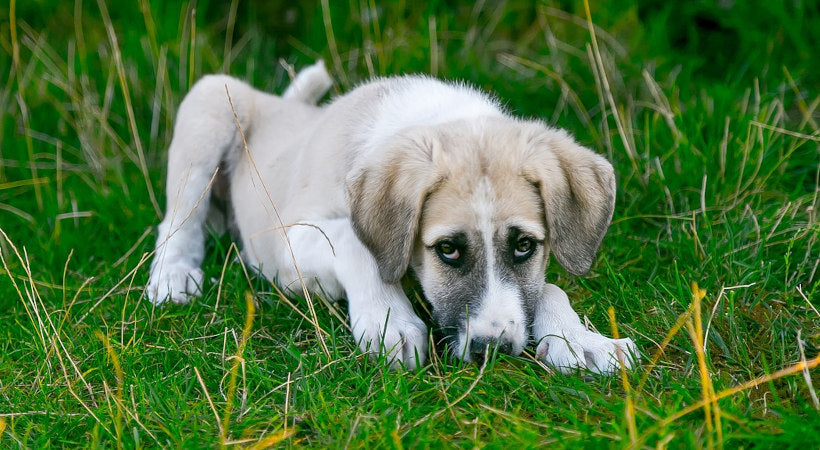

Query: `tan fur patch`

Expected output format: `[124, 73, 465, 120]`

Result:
[412, 116, 615, 275]
[350, 114, 615, 283]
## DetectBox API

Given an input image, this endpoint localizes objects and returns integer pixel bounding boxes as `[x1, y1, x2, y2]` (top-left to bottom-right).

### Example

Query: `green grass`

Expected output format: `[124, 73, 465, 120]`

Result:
[2, 0, 819, 447]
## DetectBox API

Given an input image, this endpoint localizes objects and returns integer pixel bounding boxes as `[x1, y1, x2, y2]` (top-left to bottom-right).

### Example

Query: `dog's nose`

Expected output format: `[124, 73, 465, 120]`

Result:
[469, 336, 513, 362]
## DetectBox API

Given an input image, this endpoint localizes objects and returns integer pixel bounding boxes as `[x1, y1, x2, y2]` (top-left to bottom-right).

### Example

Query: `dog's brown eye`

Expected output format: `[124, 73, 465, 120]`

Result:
[435, 241, 461, 264]
[513, 237, 535, 261]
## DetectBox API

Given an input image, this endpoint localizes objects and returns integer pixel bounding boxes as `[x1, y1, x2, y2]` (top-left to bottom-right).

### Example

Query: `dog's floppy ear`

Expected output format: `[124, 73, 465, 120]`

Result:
[347, 131, 440, 283]
[522, 126, 616, 275]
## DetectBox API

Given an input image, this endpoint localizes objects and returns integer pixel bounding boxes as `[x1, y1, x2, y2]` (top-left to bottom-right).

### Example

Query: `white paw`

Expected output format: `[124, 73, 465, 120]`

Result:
[147, 262, 204, 306]
[351, 308, 428, 370]
[535, 330, 638, 375]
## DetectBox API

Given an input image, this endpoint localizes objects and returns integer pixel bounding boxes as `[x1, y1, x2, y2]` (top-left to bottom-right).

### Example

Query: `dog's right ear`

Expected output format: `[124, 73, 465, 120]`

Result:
[347, 131, 441, 284]
[519, 125, 616, 276]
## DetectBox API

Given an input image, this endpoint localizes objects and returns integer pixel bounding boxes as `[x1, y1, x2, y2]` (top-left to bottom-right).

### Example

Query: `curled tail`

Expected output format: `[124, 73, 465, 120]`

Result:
[283, 60, 333, 104]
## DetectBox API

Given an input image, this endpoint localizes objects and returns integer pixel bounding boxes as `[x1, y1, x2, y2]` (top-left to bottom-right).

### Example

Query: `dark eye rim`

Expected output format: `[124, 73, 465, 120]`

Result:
[434, 240, 463, 266]
[513, 236, 537, 263]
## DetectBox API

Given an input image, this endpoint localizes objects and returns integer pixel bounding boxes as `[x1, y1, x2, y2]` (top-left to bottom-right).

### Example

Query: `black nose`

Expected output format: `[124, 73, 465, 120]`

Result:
[469, 336, 513, 362]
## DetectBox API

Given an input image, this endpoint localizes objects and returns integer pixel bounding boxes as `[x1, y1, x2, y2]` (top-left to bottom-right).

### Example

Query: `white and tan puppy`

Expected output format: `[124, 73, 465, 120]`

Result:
[147, 61, 637, 374]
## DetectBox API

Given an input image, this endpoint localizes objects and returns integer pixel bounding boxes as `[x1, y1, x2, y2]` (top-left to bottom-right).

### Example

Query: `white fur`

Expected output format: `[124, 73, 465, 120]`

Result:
[458, 178, 527, 360]
[147, 62, 637, 373]
[282, 60, 333, 104]
[533, 284, 637, 373]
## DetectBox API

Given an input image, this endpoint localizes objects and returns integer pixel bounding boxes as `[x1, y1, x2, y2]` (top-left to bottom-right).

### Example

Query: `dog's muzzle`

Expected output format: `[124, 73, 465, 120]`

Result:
[468, 335, 515, 362]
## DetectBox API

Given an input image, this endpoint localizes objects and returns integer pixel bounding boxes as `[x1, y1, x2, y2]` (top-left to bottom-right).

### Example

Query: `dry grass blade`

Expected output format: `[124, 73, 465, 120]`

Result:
[608, 307, 636, 446]
[635, 287, 820, 441]
[685, 282, 722, 447]
[703, 284, 756, 355]
[0, 229, 45, 349]
[113, 227, 153, 268]
[220, 292, 256, 444]
[224, 84, 331, 359]
[211, 242, 241, 320]
[75, 251, 153, 324]
[222, 0, 239, 73]
[246, 428, 295, 449]
[782, 66, 819, 130]
[428, 16, 438, 77]
[96, 330, 125, 449]
[0, 203, 34, 223]
[138, 0, 159, 60]
[796, 285, 820, 317]
[188, 6, 196, 90]
[749, 121, 820, 141]
[9, 0, 43, 211]
[658, 353, 820, 428]
[95, 0, 161, 216]
[0, 228, 114, 438]
[194, 366, 223, 439]
[284, 371, 292, 434]
[641, 70, 683, 144]
[446, 350, 489, 409]
[635, 301, 695, 394]
[320, 0, 348, 88]
[5, 1, 819, 446]
[582, 0, 641, 183]
[496, 53, 594, 133]
[796, 330, 820, 410]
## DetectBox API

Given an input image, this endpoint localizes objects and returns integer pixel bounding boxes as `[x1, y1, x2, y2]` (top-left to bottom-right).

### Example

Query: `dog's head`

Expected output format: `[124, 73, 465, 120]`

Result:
[347, 117, 615, 361]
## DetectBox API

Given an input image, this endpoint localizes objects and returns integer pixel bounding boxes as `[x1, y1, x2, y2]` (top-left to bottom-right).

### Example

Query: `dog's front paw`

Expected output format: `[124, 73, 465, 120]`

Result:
[351, 308, 428, 370]
[147, 262, 204, 305]
[535, 330, 638, 375]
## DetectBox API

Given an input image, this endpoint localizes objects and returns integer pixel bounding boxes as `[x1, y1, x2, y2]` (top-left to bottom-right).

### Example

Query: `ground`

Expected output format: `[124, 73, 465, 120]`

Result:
[1, 0, 819, 447]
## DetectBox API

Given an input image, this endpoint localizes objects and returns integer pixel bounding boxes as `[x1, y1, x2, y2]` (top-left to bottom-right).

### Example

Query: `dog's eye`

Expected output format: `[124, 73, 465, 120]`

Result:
[513, 237, 536, 262]
[435, 241, 461, 264]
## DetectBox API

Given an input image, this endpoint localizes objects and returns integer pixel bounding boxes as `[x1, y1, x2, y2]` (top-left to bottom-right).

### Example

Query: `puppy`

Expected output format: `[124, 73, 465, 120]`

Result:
[147, 61, 637, 373]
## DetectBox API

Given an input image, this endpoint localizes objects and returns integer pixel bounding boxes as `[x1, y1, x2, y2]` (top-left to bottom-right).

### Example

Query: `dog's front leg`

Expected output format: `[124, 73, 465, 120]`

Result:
[345, 277, 429, 370]
[531, 283, 637, 374]
[284, 219, 428, 369]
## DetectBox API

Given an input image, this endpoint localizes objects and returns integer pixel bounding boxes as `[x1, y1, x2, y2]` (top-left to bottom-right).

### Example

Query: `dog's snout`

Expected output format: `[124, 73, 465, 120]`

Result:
[469, 336, 513, 362]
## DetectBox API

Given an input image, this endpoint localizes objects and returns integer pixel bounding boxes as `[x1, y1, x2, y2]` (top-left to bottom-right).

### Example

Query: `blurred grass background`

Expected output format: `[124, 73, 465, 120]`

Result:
[1, 0, 819, 447]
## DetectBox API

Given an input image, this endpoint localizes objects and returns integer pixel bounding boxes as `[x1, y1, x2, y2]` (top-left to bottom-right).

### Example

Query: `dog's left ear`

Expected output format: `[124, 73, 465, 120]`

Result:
[522, 126, 616, 275]
[347, 131, 441, 283]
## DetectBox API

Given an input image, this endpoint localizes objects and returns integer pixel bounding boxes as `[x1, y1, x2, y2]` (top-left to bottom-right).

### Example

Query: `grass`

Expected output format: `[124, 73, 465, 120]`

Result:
[1, 0, 819, 447]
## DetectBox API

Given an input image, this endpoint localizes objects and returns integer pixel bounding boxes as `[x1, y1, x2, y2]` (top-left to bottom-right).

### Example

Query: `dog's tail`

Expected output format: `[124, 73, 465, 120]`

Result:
[282, 60, 333, 105]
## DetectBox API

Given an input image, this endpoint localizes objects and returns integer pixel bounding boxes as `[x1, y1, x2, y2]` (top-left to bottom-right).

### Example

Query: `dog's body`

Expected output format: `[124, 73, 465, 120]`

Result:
[147, 62, 636, 373]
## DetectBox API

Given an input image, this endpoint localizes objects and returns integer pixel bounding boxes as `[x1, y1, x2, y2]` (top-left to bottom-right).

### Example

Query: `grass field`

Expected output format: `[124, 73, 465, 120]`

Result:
[2, 0, 819, 447]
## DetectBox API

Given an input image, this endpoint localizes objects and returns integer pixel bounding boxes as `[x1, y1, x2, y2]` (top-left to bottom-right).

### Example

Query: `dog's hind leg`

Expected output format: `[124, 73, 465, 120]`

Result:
[147, 75, 257, 305]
